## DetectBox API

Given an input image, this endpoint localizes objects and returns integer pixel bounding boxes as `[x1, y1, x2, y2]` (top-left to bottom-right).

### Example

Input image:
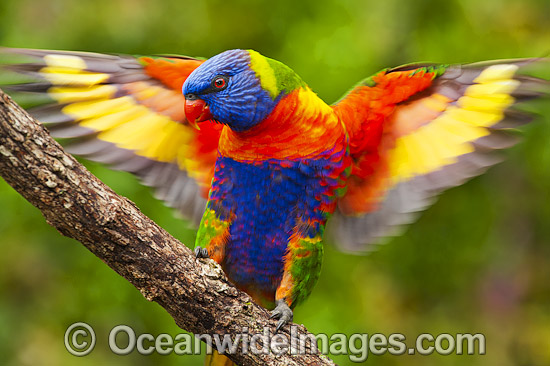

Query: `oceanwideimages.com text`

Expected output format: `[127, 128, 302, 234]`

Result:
[65, 322, 486, 362]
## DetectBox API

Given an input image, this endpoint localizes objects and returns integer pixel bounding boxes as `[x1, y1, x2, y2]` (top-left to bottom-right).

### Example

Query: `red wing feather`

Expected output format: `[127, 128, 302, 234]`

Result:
[0, 48, 218, 224]
[330, 60, 549, 252]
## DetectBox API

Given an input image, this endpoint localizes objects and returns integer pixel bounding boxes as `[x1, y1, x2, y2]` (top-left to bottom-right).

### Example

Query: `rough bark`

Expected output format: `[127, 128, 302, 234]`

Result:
[0, 88, 336, 366]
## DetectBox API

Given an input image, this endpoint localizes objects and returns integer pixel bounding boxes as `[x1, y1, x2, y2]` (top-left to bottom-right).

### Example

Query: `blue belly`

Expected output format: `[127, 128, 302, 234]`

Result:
[208, 156, 337, 296]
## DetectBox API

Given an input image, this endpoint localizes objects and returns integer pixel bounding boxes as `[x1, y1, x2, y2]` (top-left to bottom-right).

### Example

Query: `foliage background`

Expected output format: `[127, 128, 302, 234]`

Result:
[0, 0, 549, 365]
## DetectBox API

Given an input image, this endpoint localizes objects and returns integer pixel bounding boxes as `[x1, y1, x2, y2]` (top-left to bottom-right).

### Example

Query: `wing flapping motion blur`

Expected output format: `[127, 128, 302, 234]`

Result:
[0, 48, 223, 224]
[331, 59, 549, 252]
[2, 49, 548, 249]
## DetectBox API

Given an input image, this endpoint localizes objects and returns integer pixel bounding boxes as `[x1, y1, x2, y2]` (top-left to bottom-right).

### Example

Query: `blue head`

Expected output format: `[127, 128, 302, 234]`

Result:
[182, 49, 304, 132]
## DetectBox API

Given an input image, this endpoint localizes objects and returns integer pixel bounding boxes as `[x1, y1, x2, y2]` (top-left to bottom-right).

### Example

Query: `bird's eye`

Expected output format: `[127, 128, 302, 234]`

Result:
[212, 75, 228, 90]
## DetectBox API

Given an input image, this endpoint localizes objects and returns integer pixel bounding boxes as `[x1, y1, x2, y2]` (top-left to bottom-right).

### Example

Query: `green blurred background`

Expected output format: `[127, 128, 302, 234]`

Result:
[0, 0, 549, 365]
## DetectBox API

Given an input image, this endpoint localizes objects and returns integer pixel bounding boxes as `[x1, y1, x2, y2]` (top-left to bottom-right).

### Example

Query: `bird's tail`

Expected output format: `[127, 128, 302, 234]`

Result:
[205, 349, 235, 366]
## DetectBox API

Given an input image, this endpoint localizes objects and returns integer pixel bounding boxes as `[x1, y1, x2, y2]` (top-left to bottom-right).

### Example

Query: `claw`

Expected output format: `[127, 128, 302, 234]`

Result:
[270, 299, 293, 332]
[194, 247, 209, 259]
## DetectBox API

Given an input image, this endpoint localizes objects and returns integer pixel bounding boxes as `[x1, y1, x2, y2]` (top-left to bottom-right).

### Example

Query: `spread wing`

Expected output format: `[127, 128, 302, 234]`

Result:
[330, 59, 549, 253]
[0, 48, 222, 224]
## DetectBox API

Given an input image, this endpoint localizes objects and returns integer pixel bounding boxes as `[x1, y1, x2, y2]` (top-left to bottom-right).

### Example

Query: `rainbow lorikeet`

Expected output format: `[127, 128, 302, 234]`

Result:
[1, 48, 548, 364]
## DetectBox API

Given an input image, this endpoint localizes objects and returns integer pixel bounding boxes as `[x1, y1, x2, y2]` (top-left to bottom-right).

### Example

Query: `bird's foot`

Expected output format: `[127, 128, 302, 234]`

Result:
[270, 299, 293, 332]
[194, 247, 209, 259]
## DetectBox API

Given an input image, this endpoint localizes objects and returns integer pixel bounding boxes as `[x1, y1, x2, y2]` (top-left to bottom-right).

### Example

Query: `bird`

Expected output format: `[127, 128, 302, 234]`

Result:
[1, 47, 548, 365]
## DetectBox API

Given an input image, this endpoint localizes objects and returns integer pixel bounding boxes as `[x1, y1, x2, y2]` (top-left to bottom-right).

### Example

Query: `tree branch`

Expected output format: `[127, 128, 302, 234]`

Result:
[0, 88, 335, 366]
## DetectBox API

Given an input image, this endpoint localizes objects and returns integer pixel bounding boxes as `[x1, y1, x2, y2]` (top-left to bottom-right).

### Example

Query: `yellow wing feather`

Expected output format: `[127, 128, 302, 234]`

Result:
[1, 47, 218, 225]
[331, 60, 548, 252]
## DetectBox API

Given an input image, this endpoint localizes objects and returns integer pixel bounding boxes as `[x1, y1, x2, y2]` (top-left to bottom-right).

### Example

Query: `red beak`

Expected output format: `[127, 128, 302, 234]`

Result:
[184, 98, 213, 130]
